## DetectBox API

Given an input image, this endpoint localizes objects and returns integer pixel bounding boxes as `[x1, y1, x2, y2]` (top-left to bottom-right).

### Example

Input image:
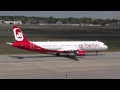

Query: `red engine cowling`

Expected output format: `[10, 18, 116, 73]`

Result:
[77, 50, 86, 56]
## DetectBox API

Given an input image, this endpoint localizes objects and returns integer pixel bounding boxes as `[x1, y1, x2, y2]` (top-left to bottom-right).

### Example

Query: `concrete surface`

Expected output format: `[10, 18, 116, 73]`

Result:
[0, 52, 120, 79]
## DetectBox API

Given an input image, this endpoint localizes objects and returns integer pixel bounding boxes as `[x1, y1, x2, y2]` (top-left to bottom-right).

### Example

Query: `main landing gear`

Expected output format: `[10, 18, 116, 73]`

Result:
[96, 51, 98, 56]
[56, 53, 60, 56]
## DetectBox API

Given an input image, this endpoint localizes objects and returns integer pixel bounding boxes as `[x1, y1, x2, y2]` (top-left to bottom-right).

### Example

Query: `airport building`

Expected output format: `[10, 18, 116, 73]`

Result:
[4, 20, 23, 24]
[56, 21, 63, 25]
[0, 20, 4, 24]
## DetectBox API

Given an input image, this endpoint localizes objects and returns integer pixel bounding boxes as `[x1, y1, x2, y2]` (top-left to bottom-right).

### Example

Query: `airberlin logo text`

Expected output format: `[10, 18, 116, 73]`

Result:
[14, 28, 24, 41]
[79, 43, 99, 48]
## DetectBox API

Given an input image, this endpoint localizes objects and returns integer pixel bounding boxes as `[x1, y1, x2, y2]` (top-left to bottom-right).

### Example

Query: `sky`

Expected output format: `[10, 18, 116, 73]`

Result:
[0, 11, 120, 19]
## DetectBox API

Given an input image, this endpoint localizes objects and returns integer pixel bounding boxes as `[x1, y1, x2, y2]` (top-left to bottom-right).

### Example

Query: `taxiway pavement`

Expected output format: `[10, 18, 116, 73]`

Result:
[0, 52, 120, 79]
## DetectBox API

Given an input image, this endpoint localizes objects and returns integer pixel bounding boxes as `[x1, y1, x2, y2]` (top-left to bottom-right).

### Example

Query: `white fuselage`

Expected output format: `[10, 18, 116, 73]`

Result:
[32, 41, 108, 52]
[10, 26, 108, 56]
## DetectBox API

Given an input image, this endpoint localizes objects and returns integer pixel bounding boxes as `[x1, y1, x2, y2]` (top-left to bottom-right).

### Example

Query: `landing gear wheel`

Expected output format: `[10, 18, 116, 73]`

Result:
[56, 53, 60, 56]
[96, 51, 98, 56]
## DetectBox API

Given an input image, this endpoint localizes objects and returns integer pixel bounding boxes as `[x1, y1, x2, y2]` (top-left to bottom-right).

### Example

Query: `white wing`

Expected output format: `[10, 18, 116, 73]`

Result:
[6, 42, 12, 45]
[58, 48, 78, 52]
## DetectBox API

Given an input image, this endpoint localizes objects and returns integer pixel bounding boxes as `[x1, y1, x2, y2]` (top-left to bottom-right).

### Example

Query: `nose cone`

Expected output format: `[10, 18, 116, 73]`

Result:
[104, 45, 108, 50]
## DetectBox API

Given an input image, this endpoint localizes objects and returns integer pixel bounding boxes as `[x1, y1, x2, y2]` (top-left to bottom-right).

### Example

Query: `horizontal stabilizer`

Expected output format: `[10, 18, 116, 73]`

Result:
[6, 42, 12, 45]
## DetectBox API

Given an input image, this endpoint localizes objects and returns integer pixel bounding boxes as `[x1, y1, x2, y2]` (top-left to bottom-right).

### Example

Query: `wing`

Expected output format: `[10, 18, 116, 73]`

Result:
[58, 48, 78, 52]
[58, 48, 86, 56]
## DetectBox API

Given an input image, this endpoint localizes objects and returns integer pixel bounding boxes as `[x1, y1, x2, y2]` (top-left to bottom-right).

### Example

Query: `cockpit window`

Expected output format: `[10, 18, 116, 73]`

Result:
[102, 43, 106, 46]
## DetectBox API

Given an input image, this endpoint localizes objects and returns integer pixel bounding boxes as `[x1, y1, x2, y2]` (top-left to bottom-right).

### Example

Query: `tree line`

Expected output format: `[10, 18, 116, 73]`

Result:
[0, 16, 119, 24]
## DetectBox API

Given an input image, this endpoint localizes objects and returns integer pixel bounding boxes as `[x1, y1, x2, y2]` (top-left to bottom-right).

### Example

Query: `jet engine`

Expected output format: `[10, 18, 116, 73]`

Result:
[77, 50, 86, 56]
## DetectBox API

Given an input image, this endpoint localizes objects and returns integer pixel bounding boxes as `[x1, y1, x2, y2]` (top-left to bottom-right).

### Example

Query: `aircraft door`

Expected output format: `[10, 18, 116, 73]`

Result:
[30, 43, 34, 50]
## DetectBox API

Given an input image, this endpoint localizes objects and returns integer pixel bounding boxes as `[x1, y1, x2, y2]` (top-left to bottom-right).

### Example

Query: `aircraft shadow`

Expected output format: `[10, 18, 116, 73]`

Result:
[85, 54, 106, 56]
[9, 53, 105, 61]
[9, 54, 84, 61]
[49, 54, 84, 61]
[9, 55, 56, 59]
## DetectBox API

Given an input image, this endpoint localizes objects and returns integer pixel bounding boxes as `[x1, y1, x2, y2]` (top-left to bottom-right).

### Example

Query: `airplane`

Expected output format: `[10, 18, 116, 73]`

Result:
[6, 26, 108, 59]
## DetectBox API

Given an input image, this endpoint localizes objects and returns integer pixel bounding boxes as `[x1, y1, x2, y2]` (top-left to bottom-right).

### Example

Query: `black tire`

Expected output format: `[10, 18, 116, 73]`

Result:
[56, 53, 60, 56]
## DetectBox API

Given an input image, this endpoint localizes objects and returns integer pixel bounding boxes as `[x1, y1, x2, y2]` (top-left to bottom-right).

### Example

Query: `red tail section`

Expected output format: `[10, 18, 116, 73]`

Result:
[13, 26, 29, 43]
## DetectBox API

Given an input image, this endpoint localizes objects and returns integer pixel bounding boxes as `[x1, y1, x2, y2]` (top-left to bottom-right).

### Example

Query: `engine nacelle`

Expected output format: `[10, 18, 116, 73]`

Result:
[77, 50, 86, 56]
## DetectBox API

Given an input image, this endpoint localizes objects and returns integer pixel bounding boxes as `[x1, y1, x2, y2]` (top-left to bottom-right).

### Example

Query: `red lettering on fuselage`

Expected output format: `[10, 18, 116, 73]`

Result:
[79, 43, 99, 48]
